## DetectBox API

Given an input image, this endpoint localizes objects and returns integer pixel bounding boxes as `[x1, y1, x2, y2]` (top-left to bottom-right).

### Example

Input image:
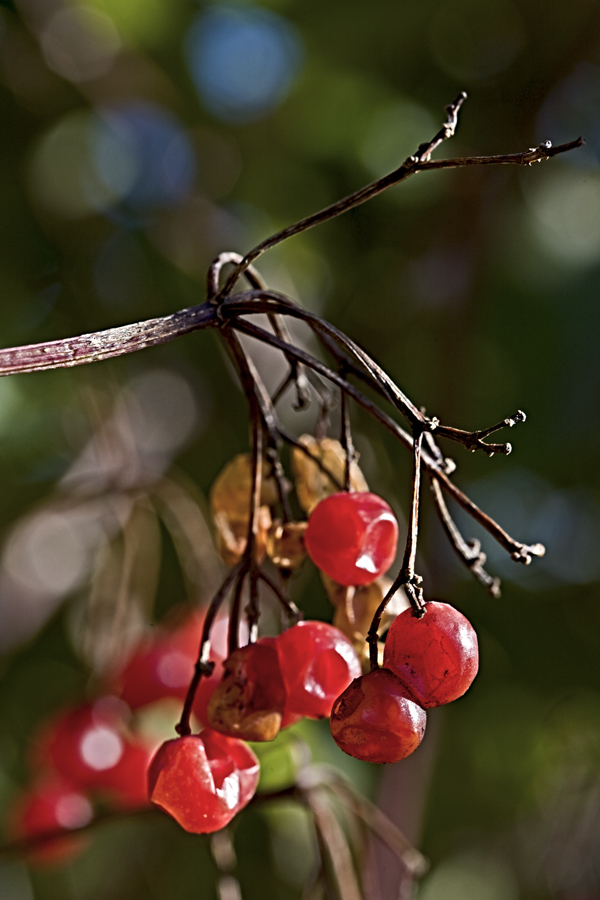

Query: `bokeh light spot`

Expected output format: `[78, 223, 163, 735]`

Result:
[29, 110, 127, 218]
[185, 5, 303, 123]
[96, 103, 196, 209]
[429, 0, 524, 82]
[4, 510, 105, 598]
[55, 793, 94, 829]
[41, 6, 120, 83]
[81, 0, 182, 48]
[29, 103, 195, 218]
[360, 100, 444, 206]
[80, 728, 123, 771]
[523, 167, 600, 266]
[538, 63, 600, 168]
[360, 100, 437, 179]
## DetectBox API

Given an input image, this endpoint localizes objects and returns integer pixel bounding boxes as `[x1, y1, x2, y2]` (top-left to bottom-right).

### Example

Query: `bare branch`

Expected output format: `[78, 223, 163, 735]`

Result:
[0, 305, 217, 376]
[430, 475, 501, 598]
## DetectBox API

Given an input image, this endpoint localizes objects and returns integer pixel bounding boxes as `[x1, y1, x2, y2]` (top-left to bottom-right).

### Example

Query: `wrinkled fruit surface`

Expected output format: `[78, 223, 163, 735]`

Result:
[208, 638, 286, 741]
[305, 492, 398, 586]
[276, 621, 361, 724]
[147, 729, 259, 833]
[383, 601, 478, 708]
[330, 668, 426, 764]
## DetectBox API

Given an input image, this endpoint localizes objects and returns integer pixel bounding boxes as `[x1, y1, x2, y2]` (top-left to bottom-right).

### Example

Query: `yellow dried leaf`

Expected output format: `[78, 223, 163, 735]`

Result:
[210, 453, 279, 518]
[291, 435, 368, 514]
[210, 454, 277, 565]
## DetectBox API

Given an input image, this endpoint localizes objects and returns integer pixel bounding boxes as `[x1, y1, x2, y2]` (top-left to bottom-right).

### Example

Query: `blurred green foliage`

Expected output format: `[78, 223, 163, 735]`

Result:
[1, 0, 600, 897]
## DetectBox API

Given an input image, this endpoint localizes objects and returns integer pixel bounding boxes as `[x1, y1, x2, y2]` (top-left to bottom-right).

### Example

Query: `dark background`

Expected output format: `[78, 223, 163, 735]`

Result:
[1, 0, 600, 897]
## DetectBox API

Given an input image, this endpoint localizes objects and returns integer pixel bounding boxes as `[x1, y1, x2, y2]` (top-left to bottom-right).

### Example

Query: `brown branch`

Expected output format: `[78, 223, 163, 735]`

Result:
[225, 316, 545, 565]
[218, 96, 581, 295]
[430, 475, 501, 598]
[220, 93, 468, 292]
[0, 305, 217, 376]
[175, 564, 241, 737]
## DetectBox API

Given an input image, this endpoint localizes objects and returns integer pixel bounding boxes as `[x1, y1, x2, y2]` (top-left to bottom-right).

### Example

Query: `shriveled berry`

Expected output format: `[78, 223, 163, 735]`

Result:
[383, 601, 478, 708]
[207, 638, 286, 742]
[147, 729, 259, 834]
[305, 492, 398, 586]
[276, 621, 361, 724]
[330, 668, 426, 764]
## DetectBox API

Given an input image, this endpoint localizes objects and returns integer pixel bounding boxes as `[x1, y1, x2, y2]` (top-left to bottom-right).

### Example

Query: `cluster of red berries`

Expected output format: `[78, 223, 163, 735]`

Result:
[10, 476, 479, 852]
[148, 619, 362, 833]
[10, 696, 154, 864]
[9, 610, 218, 861]
[330, 601, 479, 763]
[302, 491, 479, 764]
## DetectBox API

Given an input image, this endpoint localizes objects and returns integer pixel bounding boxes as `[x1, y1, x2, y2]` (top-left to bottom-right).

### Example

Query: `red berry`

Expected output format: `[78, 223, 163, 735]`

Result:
[305, 492, 398, 586]
[94, 739, 154, 809]
[39, 698, 152, 807]
[112, 612, 225, 719]
[208, 638, 286, 741]
[9, 778, 93, 865]
[42, 698, 128, 787]
[330, 668, 426, 764]
[276, 621, 361, 724]
[382, 601, 479, 708]
[147, 729, 259, 833]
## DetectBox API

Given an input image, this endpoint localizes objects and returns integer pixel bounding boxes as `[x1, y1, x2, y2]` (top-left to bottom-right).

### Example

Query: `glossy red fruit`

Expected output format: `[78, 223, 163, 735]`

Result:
[276, 621, 362, 724]
[305, 492, 398, 586]
[208, 638, 286, 741]
[9, 778, 93, 865]
[147, 729, 259, 833]
[383, 601, 479, 708]
[330, 668, 427, 763]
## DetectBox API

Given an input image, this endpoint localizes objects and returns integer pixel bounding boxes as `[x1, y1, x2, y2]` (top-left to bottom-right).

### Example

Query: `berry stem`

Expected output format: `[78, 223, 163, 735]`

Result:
[175, 564, 241, 736]
[257, 569, 302, 622]
[227, 564, 248, 657]
[429, 475, 501, 598]
[228, 315, 544, 565]
[367, 429, 425, 669]
[340, 383, 355, 493]
[217, 97, 582, 298]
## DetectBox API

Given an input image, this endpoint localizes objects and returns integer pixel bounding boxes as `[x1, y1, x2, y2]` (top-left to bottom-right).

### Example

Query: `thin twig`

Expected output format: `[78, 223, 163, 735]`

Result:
[257, 568, 302, 621]
[0, 304, 218, 376]
[227, 315, 545, 563]
[218, 101, 581, 294]
[279, 430, 344, 492]
[430, 475, 501, 598]
[175, 564, 241, 736]
[303, 787, 363, 900]
[227, 564, 247, 656]
[217, 93, 459, 292]
[340, 383, 355, 493]
[368, 430, 425, 666]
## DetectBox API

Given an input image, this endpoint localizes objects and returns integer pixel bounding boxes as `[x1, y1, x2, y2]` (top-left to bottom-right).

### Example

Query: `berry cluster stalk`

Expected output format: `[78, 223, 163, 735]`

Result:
[0, 95, 581, 695]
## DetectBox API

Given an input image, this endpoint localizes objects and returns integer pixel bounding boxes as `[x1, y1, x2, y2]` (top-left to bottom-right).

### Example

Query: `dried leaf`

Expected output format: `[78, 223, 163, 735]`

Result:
[292, 435, 368, 514]
[266, 520, 308, 569]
